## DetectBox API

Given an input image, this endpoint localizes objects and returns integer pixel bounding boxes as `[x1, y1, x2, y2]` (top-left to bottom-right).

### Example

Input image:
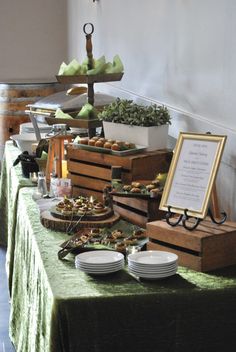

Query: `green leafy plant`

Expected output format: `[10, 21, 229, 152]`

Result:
[98, 98, 171, 127]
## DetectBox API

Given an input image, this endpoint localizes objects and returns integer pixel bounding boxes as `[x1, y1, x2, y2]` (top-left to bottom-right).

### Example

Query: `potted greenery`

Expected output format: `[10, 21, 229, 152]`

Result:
[98, 98, 171, 151]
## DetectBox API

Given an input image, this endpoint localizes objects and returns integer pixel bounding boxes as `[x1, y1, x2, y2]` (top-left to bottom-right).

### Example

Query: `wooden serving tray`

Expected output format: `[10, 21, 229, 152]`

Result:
[40, 210, 120, 232]
[73, 142, 147, 156]
[50, 205, 113, 221]
[56, 72, 124, 84]
[45, 117, 102, 129]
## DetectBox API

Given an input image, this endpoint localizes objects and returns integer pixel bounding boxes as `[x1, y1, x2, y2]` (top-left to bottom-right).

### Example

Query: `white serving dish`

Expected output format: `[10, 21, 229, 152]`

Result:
[10, 133, 45, 153]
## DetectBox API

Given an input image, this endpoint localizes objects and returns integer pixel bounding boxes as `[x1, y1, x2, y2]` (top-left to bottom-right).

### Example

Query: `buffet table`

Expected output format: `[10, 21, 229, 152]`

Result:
[0, 141, 35, 290]
[2, 142, 236, 352]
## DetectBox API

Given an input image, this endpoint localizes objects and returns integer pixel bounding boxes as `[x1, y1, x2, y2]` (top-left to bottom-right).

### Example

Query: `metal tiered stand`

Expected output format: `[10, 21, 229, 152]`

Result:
[54, 22, 124, 137]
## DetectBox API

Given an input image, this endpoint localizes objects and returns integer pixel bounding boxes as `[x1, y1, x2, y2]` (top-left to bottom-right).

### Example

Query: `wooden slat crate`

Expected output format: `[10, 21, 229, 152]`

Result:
[112, 194, 166, 228]
[146, 218, 236, 272]
[67, 145, 172, 201]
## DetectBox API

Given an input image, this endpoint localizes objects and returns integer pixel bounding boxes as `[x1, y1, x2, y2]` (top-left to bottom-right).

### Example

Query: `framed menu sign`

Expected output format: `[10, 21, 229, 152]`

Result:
[159, 132, 226, 219]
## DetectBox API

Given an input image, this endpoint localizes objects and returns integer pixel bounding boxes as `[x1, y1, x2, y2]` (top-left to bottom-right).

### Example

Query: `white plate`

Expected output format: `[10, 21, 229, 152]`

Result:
[76, 260, 124, 270]
[76, 265, 124, 275]
[128, 263, 177, 274]
[76, 263, 124, 271]
[76, 250, 124, 265]
[129, 268, 177, 279]
[128, 250, 178, 266]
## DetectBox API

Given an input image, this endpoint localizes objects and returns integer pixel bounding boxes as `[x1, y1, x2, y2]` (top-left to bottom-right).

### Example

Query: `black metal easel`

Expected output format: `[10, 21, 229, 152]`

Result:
[165, 205, 227, 231]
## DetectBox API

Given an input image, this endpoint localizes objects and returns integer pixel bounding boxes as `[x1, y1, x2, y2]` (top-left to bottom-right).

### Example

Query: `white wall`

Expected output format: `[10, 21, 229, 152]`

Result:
[68, 0, 236, 220]
[0, 0, 68, 81]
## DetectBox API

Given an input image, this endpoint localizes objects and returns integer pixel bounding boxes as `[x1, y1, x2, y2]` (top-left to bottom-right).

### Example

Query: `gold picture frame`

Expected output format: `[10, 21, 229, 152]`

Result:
[159, 132, 227, 219]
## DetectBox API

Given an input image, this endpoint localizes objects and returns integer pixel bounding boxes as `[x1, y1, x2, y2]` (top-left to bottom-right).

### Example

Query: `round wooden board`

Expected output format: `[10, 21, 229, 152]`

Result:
[40, 210, 120, 232]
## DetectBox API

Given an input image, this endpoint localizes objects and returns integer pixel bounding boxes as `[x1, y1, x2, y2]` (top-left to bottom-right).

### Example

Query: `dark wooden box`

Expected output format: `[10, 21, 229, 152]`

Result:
[147, 218, 236, 272]
[67, 145, 172, 201]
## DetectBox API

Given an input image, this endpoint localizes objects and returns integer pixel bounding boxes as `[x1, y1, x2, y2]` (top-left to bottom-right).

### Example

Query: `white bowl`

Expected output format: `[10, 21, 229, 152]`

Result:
[10, 133, 39, 153]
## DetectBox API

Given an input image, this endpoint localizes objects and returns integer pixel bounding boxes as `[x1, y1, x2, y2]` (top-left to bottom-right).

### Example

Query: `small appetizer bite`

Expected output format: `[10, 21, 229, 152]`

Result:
[123, 185, 132, 192]
[88, 139, 96, 146]
[131, 182, 142, 188]
[93, 202, 107, 213]
[104, 141, 112, 149]
[111, 143, 120, 151]
[95, 140, 104, 148]
[130, 187, 141, 193]
[149, 188, 161, 197]
[146, 184, 155, 191]
[133, 229, 147, 239]
[115, 242, 127, 253]
[79, 138, 88, 145]
[151, 179, 161, 187]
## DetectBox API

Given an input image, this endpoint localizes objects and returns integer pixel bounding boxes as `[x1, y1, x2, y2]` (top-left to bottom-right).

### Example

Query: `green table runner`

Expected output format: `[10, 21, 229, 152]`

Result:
[9, 187, 236, 352]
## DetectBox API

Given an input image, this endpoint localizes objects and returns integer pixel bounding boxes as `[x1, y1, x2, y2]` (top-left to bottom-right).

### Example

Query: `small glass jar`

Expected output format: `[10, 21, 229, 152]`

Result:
[37, 171, 48, 196]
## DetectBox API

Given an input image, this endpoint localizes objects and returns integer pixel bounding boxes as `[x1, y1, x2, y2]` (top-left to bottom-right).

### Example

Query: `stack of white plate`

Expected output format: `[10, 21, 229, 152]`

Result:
[128, 250, 178, 279]
[75, 250, 125, 275]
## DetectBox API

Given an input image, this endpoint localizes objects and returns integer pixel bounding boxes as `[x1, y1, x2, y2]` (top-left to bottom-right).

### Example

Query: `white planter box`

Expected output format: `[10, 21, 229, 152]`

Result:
[103, 121, 169, 151]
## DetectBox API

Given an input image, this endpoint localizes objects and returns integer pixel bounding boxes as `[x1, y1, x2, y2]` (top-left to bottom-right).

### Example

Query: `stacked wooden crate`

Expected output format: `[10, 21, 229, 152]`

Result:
[147, 218, 236, 272]
[111, 193, 166, 228]
[67, 145, 172, 202]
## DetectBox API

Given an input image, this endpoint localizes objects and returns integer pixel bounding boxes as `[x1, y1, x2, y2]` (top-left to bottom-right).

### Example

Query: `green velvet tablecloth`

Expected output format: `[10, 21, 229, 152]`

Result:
[7, 188, 236, 352]
[0, 141, 35, 289]
[2, 141, 236, 352]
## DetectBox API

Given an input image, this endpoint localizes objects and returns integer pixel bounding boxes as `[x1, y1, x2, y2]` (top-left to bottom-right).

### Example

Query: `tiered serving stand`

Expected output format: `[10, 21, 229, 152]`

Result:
[51, 23, 124, 137]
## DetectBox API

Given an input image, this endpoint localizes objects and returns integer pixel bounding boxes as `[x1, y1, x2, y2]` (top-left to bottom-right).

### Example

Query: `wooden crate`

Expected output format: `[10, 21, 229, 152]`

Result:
[146, 218, 236, 272]
[112, 194, 166, 228]
[67, 145, 172, 201]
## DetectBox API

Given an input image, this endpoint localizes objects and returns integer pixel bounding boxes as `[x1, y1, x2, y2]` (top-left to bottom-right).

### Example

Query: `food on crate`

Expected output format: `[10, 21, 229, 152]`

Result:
[146, 184, 156, 191]
[95, 140, 104, 148]
[104, 141, 112, 149]
[151, 179, 161, 187]
[76, 137, 137, 151]
[150, 188, 162, 197]
[119, 179, 164, 196]
[131, 182, 142, 188]
[88, 139, 96, 146]
[130, 187, 142, 193]
[91, 136, 99, 141]
[80, 138, 89, 145]
[123, 185, 132, 192]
